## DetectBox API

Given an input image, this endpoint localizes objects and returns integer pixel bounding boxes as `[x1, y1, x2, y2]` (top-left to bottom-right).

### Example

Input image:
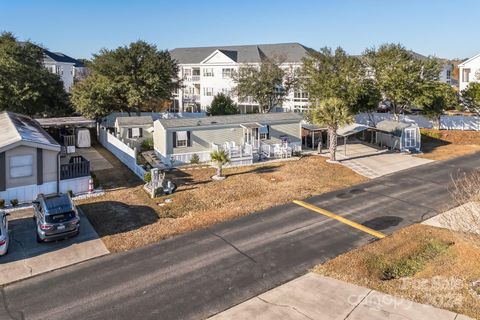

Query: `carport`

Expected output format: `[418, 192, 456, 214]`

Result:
[36, 116, 96, 152]
[336, 123, 371, 156]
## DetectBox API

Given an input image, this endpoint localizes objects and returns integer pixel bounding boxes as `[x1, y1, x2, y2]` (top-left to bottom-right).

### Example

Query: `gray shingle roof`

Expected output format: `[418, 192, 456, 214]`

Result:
[376, 120, 417, 136]
[43, 50, 85, 67]
[170, 43, 314, 64]
[158, 112, 302, 129]
[115, 116, 153, 126]
[0, 111, 60, 152]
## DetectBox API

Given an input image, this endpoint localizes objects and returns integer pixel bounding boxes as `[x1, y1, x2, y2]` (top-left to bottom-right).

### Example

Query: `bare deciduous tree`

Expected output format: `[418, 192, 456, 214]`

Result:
[442, 172, 480, 246]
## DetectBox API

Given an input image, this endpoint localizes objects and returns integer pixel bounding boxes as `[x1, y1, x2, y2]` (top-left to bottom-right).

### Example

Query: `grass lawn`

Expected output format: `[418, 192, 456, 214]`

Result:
[314, 224, 480, 319]
[78, 145, 366, 252]
[418, 129, 480, 161]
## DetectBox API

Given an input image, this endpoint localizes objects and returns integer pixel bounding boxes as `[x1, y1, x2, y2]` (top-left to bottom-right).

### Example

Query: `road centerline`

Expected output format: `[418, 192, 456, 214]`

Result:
[292, 200, 386, 239]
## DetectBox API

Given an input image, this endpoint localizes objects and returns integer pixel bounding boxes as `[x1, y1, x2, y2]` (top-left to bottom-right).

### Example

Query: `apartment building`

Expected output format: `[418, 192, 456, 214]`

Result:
[169, 43, 313, 114]
[43, 49, 86, 92]
[458, 53, 480, 91]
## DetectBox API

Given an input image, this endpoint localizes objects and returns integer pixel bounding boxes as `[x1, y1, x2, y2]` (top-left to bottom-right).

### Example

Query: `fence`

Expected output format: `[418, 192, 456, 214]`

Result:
[355, 113, 480, 131]
[60, 156, 90, 180]
[98, 127, 146, 180]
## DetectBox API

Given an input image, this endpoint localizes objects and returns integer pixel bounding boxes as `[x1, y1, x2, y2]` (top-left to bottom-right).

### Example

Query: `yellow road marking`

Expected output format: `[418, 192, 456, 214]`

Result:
[292, 200, 385, 239]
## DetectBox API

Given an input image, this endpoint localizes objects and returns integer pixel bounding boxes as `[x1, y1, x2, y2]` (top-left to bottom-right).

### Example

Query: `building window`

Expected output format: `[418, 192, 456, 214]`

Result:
[222, 68, 234, 78]
[203, 87, 214, 96]
[221, 88, 231, 95]
[294, 90, 308, 101]
[446, 69, 451, 80]
[176, 131, 188, 147]
[463, 68, 471, 82]
[128, 127, 143, 138]
[10, 154, 33, 178]
[183, 68, 192, 77]
[203, 68, 214, 77]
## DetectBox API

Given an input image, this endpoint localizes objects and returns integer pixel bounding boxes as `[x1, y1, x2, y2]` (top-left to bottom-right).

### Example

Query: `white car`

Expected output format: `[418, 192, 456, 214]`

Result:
[0, 211, 9, 256]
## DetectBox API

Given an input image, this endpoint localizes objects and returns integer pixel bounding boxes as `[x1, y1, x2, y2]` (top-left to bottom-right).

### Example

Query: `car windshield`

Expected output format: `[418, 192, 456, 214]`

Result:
[45, 211, 76, 224]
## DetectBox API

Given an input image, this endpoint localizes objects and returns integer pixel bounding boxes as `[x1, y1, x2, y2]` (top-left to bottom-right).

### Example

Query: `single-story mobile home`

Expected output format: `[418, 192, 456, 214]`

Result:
[375, 120, 421, 153]
[153, 113, 303, 166]
[0, 112, 91, 203]
[114, 116, 153, 147]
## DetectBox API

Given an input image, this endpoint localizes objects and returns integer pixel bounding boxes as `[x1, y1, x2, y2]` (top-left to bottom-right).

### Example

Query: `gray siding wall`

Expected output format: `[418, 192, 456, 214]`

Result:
[117, 125, 152, 140]
[169, 126, 244, 154]
[377, 132, 399, 150]
[5, 145, 57, 189]
[43, 149, 58, 183]
[158, 120, 301, 156]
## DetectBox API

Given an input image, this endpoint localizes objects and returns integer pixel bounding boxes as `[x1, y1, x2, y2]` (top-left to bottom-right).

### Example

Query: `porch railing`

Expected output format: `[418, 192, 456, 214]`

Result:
[60, 156, 90, 180]
[62, 134, 75, 147]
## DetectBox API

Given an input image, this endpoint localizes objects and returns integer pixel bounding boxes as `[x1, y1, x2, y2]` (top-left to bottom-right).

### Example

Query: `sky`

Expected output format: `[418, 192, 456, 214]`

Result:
[0, 0, 478, 60]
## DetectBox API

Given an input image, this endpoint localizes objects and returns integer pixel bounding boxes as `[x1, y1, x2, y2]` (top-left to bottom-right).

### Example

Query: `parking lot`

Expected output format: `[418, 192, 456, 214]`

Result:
[0, 208, 109, 285]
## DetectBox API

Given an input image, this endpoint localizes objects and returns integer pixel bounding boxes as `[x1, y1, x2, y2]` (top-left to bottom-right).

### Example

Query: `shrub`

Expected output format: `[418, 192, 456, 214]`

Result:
[190, 153, 200, 164]
[0, 199, 4, 208]
[10, 199, 19, 207]
[144, 172, 152, 183]
[141, 138, 154, 151]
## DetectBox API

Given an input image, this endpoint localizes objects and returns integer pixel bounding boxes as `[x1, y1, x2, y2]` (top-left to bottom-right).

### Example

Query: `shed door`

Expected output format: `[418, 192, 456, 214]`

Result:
[404, 128, 417, 148]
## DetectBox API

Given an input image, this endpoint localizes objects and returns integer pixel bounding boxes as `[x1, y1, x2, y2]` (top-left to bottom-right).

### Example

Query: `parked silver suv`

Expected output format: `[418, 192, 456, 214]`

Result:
[33, 193, 80, 243]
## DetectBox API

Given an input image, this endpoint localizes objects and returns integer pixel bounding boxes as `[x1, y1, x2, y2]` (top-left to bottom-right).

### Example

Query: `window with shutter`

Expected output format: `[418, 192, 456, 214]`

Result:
[176, 131, 188, 147]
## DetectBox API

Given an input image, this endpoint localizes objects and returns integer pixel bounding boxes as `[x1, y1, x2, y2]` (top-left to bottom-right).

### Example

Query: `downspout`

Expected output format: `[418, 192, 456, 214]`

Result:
[56, 151, 61, 194]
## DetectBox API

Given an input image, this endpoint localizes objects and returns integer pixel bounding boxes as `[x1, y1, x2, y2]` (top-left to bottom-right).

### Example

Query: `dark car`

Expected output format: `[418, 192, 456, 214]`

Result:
[33, 193, 80, 243]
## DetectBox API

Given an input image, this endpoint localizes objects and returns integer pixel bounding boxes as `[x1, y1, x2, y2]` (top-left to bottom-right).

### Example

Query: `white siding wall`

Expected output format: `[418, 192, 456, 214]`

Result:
[177, 54, 303, 112]
[44, 61, 75, 92]
[0, 176, 89, 203]
[459, 54, 480, 91]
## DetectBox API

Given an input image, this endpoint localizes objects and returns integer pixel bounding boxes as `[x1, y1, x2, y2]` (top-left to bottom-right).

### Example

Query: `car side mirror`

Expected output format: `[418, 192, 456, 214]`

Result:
[5, 213, 10, 217]
[32, 201, 40, 206]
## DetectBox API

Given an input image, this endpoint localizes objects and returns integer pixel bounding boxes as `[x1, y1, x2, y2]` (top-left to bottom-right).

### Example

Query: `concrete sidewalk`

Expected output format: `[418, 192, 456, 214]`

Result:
[210, 273, 473, 320]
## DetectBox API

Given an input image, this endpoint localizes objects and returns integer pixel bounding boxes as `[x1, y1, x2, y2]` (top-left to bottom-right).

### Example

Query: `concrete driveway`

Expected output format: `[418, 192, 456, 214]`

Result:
[331, 142, 433, 178]
[73, 147, 113, 171]
[210, 273, 473, 320]
[0, 208, 109, 285]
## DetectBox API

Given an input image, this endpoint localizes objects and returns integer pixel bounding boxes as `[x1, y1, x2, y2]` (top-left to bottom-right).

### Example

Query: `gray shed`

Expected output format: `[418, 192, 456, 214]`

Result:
[375, 120, 421, 152]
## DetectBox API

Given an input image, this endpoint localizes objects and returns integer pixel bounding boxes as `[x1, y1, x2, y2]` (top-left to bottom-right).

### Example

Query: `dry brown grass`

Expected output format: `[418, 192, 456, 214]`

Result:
[78, 145, 366, 253]
[314, 224, 480, 319]
[417, 129, 480, 161]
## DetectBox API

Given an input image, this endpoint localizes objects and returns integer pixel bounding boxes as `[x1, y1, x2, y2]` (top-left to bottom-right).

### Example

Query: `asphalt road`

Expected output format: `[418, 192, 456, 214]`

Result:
[1, 153, 479, 320]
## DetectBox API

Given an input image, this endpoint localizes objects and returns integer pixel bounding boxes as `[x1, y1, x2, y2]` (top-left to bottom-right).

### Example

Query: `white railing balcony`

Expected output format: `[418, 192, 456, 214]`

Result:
[184, 75, 201, 82]
[183, 94, 200, 101]
[212, 142, 253, 159]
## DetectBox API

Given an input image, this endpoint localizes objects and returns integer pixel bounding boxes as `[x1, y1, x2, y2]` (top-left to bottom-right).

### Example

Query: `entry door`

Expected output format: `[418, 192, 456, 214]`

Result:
[404, 128, 416, 148]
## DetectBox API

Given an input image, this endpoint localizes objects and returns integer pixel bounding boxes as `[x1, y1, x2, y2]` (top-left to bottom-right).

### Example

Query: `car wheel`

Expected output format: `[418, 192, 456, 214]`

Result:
[36, 232, 43, 243]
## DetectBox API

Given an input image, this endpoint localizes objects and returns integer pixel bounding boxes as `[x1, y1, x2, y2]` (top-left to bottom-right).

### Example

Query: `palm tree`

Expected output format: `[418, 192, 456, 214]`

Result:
[210, 150, 230, 178]
[310, 97, 353, 162]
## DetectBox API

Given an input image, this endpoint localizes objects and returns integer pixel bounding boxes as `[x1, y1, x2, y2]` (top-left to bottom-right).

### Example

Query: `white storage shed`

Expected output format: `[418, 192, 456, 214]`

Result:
[375, 120, 421, 153]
